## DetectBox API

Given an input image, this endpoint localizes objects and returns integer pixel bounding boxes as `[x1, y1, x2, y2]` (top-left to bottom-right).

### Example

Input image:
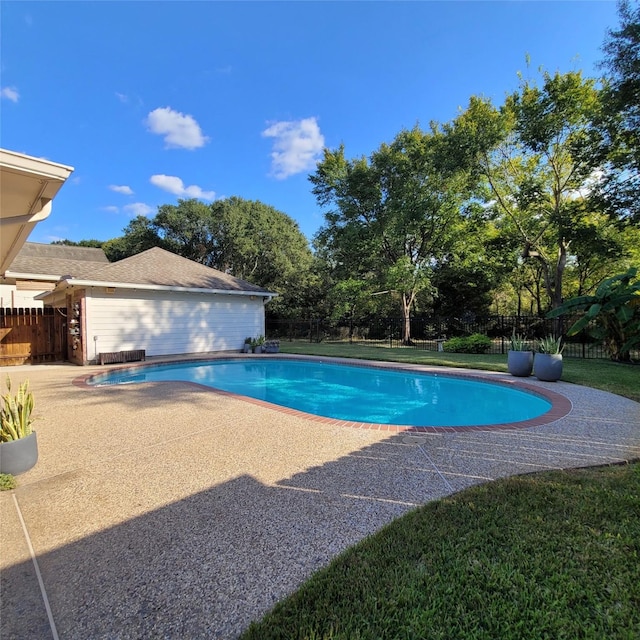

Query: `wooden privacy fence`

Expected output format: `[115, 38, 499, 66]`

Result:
[0, 308, 67, 366]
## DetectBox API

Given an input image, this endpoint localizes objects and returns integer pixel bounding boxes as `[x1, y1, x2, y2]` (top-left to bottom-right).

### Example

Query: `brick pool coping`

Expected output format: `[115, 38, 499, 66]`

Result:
[73, 353, 573, 433]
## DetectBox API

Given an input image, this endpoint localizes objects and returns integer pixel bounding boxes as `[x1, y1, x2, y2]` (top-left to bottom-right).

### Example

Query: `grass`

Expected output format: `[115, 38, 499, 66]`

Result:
[242, 463, 640, 639]
[277, 340, 640, 403]
[0, 473, 17, 491]
[239, 340, 640, 639]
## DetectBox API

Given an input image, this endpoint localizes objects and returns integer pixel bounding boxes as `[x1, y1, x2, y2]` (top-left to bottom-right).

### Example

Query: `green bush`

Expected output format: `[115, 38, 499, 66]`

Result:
[0, 473, 17, 491]
[443, 333, 492, 354]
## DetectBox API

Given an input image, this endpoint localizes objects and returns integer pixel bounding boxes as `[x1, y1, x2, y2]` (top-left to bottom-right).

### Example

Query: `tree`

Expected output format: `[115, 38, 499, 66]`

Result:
[597, 0, 640, 222]
[153, 199, 219, 265]
[206, 197, 317, 318]
[107, 197, 315, 318]
[431, 206, 516, 318]
[52, 239, 105, 248]
[563, 212, 640, 298]
[310, 127, 467, 344]
[443, 71, 612, 327]
[102, 216, 164, 261]
[326, 278, 376, 341]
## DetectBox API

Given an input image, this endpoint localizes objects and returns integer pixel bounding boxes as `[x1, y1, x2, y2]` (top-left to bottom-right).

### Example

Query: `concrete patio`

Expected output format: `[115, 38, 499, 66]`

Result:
[1, 357, 639, 639]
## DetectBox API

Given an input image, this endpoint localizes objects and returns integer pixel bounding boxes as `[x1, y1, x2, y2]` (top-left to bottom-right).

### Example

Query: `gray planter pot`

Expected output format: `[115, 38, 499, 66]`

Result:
[507, 350, 533, 377]
[534, 353, 563, 382]
[264, 341, 280, 354]
[0, 431, 38, 475]
[252, 345, 264, 354]
[242, 344, 251, 353]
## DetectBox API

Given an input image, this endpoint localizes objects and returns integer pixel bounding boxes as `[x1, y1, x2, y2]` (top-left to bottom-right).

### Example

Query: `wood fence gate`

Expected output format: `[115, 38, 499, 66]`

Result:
[0, 308, 67, 366]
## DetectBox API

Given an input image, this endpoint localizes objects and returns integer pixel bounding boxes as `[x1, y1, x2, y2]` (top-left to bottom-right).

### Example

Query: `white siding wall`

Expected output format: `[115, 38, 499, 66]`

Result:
[84, 288, 266, 360]
[0, 284, 45, 308]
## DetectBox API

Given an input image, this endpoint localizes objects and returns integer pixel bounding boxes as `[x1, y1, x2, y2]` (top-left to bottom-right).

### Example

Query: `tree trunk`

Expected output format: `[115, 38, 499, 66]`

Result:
[550, 240, 568, 337]
[401, 293, 412, 345]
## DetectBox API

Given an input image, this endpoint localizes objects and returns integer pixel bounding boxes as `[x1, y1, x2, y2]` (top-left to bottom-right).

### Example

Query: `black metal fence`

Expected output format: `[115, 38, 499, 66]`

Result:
[266, 315, 634, 360]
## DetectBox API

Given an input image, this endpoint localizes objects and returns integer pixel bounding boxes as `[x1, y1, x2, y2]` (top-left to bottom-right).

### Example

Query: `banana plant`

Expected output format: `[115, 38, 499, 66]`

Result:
[548, 268, 640, 361]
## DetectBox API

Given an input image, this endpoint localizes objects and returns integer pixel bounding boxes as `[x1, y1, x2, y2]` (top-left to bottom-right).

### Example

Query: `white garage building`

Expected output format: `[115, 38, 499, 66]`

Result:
[37, 247, 276, 365]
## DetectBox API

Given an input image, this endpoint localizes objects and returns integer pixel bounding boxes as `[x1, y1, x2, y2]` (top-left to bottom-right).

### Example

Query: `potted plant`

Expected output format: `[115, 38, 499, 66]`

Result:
[534, 336, 564, 382]
[0, 377, 38, 475]
[507, 333, 533, 377]
[251, 335, 265, 354]
[242, 337, 252, 353]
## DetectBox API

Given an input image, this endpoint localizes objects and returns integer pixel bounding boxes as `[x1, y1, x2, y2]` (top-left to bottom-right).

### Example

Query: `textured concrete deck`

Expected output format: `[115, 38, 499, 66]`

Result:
[1, 356, 639, 639]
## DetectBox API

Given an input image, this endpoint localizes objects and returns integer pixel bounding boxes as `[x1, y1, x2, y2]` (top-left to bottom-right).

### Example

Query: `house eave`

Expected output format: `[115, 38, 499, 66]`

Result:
[35, 279, 278, 300]
[0, 149, 74, 273]
[4, 271, 65, 282]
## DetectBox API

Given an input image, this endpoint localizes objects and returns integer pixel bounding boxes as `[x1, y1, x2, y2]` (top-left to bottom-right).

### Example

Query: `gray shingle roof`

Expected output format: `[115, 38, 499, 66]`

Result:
[7, 242, 109, 278]
[75, 247, 271, 293]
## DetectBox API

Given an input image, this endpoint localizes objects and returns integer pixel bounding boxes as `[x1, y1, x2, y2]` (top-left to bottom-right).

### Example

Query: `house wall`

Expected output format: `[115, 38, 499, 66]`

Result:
[0, 282, 52, 308]
[83, 287, 266, 363]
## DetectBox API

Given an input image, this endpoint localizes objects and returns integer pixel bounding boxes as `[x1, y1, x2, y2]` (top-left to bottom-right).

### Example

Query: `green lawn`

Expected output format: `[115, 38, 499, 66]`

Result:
[240, 341, 640, 640]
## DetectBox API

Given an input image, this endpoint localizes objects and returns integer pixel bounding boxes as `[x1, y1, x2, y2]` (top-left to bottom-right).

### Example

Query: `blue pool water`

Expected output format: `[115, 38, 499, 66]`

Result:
[89, 359, 552, 428]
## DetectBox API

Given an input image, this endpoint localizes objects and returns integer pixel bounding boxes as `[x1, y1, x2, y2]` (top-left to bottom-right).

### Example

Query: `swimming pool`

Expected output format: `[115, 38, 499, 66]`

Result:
[87, 358, 556, 429]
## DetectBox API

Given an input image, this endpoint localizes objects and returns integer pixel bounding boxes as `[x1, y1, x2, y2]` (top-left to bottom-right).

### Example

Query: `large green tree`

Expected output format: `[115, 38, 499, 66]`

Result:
[442, 71, 619, 324]
[100, 197, 316, 318]
[596, 0, 640, 222]
[431, 208, 516, 318]
[101, 216, 166, 261]
[310, 127, 468, 343]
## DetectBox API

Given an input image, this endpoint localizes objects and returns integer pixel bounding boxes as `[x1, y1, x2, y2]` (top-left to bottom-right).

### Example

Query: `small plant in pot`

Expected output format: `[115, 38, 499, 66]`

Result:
[507, 333, 533, 377]
[242, 337, 252, 353]
[534, 336, 564, 382]
[0, 376, 38, 475]
[251, 335, 266, 354]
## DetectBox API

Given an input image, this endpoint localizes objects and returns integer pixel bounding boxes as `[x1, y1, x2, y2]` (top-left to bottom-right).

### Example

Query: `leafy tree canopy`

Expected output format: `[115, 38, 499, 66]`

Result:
[51, 239, 106, 249]
[310, 126, 470, 342]
[80, 197, 315, 318]
[596, 0, 640, 222]
[440, 70, 618, 319]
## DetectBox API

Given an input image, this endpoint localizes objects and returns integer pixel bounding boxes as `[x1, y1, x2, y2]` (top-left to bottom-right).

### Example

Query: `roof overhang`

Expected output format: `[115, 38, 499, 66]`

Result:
[35, 278, 278, 301]
[0, 149, 74, 273]
[3, 271, 67, 282]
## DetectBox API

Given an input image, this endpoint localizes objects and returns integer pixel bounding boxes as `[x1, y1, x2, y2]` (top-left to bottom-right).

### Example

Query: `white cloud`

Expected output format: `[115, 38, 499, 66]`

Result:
[261, 116, 325, 179]
[150, 174, 216, 200]
[123, 202, 154, 217]
[115, 92, 129, 104]
[145, 107, 209, 150]
[102, 206, 120, 214]
[568, 168, 605, 200]
[1, 86, 19, 102]
[109, 184, 134, 195]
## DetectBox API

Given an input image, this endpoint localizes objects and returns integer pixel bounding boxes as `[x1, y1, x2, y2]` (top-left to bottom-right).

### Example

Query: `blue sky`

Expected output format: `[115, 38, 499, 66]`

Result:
[1, 1, 619, 245]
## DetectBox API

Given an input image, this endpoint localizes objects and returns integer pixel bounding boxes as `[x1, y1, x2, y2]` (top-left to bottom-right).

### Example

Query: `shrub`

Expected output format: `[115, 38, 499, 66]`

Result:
[0, 473, 16, 491]
[443, 333, 492, 354]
